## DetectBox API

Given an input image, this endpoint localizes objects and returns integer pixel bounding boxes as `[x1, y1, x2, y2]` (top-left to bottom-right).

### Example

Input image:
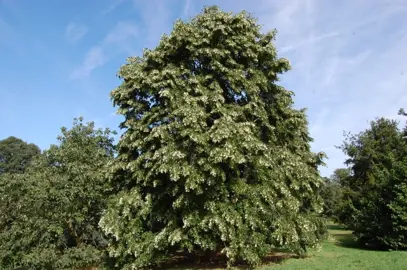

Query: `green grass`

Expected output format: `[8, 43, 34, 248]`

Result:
[260, 224, 407, 270]
[162, 224, 407, 269]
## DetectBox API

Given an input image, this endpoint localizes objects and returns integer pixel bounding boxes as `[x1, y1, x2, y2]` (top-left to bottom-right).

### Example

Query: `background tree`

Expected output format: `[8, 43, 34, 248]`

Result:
[0, 136, 40, 174]
[0, 117, 115, 270]
[101, 6, 326, 269]
[320, 175, 342, 220]
[339, 111, 407, 249]
[320, 168, 351, 222]
[330, 168, 352, 186]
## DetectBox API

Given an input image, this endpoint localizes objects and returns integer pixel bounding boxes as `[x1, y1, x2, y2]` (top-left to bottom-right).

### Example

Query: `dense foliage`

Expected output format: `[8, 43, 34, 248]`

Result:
[339, 110, 407, 250]
[0, 118, 115, 270]
[100, 6, 326, 269]
[0, 136, 41, 174]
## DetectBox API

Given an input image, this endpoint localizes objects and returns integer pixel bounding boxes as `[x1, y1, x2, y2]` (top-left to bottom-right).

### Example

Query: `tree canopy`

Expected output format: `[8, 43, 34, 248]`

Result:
[100, 6, 326, 269]
[0, 136, 40, 174]
[0, 118, 116, 270]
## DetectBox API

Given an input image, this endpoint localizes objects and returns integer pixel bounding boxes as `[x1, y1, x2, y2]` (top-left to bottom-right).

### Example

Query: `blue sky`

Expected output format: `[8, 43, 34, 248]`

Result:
[1, 0, 407, 176]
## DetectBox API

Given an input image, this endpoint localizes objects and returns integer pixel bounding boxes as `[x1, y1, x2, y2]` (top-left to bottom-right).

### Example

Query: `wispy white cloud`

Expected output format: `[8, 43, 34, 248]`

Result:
[101, 0, 127, 15]
[70, 21, 138, 79]
[70, 47, 107, 79]
[280, 32, 339, 54]
[183, 0, 191, 16]
[104, 21, 138, 44]
[71, 0, 176, 80]
[104, 21, 139, 55]
[132, 0, 174, 48]
[243, 0, 407, 176]
[65, 22, 88, 43]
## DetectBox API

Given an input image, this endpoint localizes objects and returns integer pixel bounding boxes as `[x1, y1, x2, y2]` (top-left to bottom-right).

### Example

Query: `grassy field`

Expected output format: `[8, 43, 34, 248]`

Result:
[260, 224, 407, 270]
[164, 224, 407, 270]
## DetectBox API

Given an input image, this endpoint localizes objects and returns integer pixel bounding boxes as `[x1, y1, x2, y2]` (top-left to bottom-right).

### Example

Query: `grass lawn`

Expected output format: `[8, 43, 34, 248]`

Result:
[164, 224, 407, 269]
[260, 224, 407, 270]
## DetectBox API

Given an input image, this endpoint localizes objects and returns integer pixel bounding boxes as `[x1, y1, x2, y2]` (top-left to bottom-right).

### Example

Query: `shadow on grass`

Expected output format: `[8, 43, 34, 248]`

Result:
[327, 224, 346, 231]
[154, 251, 298, 270]
[331, 232, 394, 252]
[332, 232, 363, 249]
[327, 223, 362, 249]
[327, 224, 380, 251]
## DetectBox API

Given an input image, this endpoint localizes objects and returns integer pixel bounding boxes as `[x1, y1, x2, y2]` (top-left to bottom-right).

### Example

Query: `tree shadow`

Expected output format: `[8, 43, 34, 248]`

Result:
[327, 224, 361, 249]
[332, 231, 362, 249]
[327, 224, 383, 251]
[154, 251, 298, 270]
[327, 224, 345, 231]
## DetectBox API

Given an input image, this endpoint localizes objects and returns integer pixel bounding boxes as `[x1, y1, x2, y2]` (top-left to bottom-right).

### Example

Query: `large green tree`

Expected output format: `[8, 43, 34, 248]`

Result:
[340, 111, 407, 249]
[100, 6, 326, 269]
[0, 136, 41, 174]
[0, 118, 115, 270]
